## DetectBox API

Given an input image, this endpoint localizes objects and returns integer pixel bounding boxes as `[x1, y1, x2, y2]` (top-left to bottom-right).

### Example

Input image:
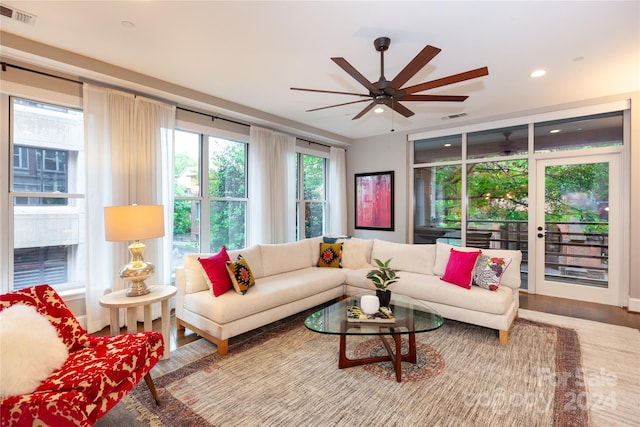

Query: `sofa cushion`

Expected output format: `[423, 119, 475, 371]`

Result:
[308, 236, 323, 266]
[226, 255, 256, 294]
[260, 240, 313, 277]
[198, 247, 233, 297]
[184, 267, 346, 324]
[371, 239, 436, 275]
[341, 238, 373, 269]
[473, 255, 512, 291]
[0, 304, 69, 398]
[184, 253, 215, 294]
[227, 245, 264, 279]
[388, 272, 513, 315]
[434, 242, 522, 290]
[317, 242, 343, 268]
[441, 248, 482, 289]
[323, 235, 351, 243]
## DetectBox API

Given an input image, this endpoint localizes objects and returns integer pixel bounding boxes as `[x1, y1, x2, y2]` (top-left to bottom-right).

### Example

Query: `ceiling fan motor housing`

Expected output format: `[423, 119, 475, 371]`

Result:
[374, 37, 391, 52]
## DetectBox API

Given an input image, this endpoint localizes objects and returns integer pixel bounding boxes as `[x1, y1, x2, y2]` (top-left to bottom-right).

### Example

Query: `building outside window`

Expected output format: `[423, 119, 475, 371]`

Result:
[172, 129, 248, 275]
[10, 97, 85, 292]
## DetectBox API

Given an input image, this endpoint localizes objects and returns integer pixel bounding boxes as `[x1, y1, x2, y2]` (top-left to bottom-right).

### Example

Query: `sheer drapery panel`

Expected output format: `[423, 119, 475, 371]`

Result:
[83, 83, 175, 333]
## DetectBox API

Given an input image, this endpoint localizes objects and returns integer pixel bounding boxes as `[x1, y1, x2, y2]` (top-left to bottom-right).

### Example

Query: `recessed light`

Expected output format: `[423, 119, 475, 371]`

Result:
[374, 107, 384, 114]
[550, 129, 561, 134]
[530, 69, 546, 78]
[444, 143, 452, 147]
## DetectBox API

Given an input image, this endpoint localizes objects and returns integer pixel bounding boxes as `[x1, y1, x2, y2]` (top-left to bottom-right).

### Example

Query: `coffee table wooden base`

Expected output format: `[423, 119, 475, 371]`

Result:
[338, 333, 417, 382]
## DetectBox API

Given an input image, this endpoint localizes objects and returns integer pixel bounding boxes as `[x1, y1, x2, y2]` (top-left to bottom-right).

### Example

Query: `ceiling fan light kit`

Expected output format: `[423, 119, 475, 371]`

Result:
[292, 37, 489, 121]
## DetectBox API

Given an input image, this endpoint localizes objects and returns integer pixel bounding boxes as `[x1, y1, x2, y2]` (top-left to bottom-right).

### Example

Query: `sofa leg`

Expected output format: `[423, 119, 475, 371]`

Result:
[499, 329, 509, 345]
[143, 373, 160, 406]
[176, 318, 186, 331]
[217, 339, 229, 355]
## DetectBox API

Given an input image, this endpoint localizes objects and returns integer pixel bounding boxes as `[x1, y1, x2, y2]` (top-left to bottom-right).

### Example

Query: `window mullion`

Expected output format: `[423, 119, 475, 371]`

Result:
[199, 134, 210, 252]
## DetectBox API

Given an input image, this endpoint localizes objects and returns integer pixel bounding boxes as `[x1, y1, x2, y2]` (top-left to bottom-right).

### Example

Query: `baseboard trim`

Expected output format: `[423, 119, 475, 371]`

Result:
[628, 296, 640, 313]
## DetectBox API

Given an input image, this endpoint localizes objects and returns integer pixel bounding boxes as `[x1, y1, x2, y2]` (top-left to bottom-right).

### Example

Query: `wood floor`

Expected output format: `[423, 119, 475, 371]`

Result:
[94, 292, 640, 353]
[519, 292, 640, 329]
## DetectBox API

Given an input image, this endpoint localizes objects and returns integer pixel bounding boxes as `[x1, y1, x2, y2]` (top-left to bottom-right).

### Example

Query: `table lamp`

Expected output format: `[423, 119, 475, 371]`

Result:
[104, 204, 165, 296]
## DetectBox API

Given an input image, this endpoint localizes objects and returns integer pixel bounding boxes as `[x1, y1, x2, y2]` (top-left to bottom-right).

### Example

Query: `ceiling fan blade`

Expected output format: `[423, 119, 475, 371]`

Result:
[402, 94, 469, 102]
[306, 98, 372, 113]
[352, 101, 377, 120]
[331, 57, 380, 94]
[389, 45, 441, 89]
[403, 66, 489, 95]
[291, 87, 371, 97]
[388, 101, 415, 118]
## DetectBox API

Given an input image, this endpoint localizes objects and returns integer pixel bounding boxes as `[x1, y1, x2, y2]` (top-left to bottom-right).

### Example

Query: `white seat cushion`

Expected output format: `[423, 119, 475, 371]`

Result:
[184, 267, 346, 324]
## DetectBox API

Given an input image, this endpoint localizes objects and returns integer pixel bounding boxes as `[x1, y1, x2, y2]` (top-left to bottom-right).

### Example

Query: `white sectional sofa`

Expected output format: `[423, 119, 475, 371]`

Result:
[175, 237, 522, 355]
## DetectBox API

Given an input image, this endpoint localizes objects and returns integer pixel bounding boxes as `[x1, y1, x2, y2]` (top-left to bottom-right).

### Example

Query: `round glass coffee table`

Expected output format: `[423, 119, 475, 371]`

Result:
[305, 293, 444, 382]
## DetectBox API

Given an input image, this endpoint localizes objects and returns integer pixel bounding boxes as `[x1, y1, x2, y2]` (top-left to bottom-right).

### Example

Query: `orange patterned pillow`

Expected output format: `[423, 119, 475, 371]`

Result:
[317, 242, 343, 268]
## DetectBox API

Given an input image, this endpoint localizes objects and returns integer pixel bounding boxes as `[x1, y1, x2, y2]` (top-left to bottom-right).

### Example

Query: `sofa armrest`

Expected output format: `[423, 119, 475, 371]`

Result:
[1, 390, 91, 426]
[175, 266, 186, 318]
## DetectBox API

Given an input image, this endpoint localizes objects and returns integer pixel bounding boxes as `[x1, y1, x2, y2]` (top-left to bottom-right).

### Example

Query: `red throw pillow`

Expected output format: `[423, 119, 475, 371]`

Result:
[441, 248, 482, 289]
[198, 247, 233, 297]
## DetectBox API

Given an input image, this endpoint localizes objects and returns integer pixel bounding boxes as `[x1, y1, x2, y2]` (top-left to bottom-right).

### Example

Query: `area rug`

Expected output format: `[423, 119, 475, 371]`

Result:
[110, 312, 595, 427]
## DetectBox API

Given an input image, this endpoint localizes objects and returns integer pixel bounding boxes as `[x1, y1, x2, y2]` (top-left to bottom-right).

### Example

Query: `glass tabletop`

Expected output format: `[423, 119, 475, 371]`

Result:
[304, 293, 444, 336]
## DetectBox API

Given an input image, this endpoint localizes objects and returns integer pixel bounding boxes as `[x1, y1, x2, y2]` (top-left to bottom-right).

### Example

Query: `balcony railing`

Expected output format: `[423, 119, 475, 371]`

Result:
[414, 219, 609, 287]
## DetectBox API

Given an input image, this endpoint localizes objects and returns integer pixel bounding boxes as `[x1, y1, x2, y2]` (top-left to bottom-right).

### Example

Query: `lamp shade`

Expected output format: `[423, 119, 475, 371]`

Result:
[104, 205, 165, 242]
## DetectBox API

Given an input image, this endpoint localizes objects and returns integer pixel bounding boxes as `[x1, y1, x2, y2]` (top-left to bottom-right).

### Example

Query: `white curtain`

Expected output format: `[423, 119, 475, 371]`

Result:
[248, 126, 296, 245]
[83, 83, 175, 333]
[328, 147, 348, 235]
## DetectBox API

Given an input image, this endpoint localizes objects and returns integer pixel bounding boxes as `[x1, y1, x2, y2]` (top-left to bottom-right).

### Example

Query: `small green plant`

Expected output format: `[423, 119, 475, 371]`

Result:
[366, 258, 399, 290]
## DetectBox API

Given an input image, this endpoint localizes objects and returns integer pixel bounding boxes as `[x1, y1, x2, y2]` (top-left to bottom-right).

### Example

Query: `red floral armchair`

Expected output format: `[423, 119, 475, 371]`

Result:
[0, 285, 164, 426]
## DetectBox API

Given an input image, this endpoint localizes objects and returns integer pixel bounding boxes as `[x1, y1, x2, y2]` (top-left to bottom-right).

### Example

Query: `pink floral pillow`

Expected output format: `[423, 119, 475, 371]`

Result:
[440, 248, 482, 289]
[472, 255, 512, 291]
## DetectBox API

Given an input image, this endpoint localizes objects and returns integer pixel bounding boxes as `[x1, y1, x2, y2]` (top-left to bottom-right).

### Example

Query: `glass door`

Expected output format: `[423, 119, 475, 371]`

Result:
[535, 155, 621, 305]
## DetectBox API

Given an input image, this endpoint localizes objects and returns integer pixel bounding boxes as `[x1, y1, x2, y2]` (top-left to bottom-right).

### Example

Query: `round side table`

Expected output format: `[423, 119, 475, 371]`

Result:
[99, 285, 177, 359]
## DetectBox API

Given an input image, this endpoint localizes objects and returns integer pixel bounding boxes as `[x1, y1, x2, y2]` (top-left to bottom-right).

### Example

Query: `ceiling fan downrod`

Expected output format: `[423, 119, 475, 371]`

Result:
[375, 37, 391, 87]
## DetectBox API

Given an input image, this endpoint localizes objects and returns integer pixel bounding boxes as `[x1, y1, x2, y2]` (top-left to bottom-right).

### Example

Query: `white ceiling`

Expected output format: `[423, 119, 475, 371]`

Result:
[1, 1, 639, 143]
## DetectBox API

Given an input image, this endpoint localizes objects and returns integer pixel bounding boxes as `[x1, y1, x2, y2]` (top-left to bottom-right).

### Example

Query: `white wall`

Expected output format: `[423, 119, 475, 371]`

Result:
[346, 131, 410, 243]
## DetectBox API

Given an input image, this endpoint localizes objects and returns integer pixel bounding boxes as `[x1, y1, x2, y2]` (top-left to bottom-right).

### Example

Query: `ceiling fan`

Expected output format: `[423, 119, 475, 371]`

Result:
[291, 37, 489, 120]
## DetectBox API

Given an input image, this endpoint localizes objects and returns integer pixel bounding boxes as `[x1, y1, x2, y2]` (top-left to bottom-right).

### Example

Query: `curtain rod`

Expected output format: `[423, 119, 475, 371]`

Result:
[1, 61, 81, 85]
[176, 106, 249, 129]
[2, 61, 333, 149]
[178, 107, 331, 148]
[297, 137, 330, 149]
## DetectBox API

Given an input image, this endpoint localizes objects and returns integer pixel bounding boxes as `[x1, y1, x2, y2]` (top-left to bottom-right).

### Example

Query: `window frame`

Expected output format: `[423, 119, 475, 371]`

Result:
[295, 149, 328, 240]
[172, 125, 249, 275]
[5, 95, 85, 294]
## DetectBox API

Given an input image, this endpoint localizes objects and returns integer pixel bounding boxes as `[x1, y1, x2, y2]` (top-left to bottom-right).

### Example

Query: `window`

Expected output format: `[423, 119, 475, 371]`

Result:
[414, 134, 462, 164]
[412, 108, 625, 290]
[534, 111, 623, 153]
[413, 165, 461, 244]
[10, 97, 85, 292]
[296, 153, 326, 239]
[467, 125, 528, 159]
[172, 129, 248, 273]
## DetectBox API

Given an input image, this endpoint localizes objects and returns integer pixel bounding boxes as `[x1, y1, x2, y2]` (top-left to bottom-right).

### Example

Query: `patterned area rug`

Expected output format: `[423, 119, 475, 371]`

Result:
[113, 311, 592, 427]
[353, 339, 445, 382]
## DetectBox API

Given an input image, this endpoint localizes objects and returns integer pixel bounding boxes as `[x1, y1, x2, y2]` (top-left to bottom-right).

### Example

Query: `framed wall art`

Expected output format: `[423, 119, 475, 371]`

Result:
[354, 171, 394, 231]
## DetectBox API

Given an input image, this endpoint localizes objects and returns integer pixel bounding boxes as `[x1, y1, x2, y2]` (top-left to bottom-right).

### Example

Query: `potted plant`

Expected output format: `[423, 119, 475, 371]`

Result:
[366, 258, 399, 307]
